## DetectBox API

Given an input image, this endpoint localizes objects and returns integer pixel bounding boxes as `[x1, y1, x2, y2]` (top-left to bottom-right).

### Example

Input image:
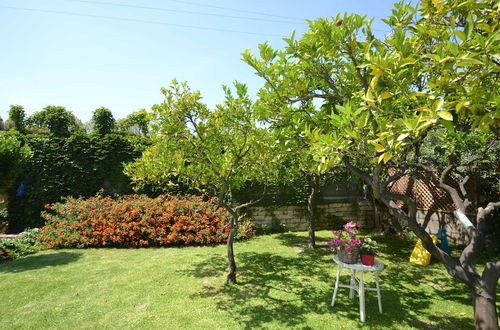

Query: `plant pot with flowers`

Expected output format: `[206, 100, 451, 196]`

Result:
[327, 221, 362, 264]
[359, 238, 378, 266]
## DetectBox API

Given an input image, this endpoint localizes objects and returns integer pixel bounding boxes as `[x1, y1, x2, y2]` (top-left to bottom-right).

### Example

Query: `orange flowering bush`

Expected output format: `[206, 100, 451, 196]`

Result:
[38, 194, 255, 248]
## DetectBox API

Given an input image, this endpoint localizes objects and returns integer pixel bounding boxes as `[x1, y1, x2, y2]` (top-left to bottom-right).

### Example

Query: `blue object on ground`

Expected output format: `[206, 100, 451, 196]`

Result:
[16, 183, 25, 197]
[437, 228, 451, 255]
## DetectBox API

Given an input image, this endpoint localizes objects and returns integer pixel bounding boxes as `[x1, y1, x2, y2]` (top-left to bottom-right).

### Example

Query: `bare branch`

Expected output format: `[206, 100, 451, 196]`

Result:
[383, 164, 409, 187]
[437, 163, 468, 212]
[380, 197, 471, 284]
[342, 156, 373, 185]
[459, 201, 499, 274]
[459, 175, 472, 210]
[234, 186, 267, 211]
[289, 92, 340, 103]
[346, 35, 368, 92]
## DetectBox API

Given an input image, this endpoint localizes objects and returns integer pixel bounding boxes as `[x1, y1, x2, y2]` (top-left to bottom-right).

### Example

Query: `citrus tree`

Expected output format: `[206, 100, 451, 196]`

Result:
[125, 80, 280, 283]
[244, 0, 499, 327]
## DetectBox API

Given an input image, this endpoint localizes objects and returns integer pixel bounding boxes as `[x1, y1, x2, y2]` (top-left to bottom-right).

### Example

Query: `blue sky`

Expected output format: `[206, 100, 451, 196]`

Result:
[0, 0, 399, 122]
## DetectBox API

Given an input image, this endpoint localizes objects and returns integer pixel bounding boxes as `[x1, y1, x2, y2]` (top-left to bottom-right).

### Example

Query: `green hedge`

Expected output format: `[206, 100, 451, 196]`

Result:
[6, 133, 149, 232]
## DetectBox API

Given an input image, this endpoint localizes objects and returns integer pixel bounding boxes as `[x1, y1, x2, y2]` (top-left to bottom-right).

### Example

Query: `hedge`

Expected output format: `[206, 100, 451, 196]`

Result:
[6, 133, 150, 232]
[38, 194, 255, 248]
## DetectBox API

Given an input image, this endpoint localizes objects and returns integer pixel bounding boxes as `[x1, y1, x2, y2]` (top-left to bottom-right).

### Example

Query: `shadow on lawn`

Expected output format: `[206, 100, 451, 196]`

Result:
[0, 252, 81, 273]
[183, 233, 473, 329]
[276, 232, 333, 248]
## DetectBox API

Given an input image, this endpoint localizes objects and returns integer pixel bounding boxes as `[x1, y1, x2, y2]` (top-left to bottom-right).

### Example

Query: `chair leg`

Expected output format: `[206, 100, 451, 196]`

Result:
[375, 272, 383, 313]
[331, 265, 342, 307]
[349, 269, 356, 299]
[359, 271, 365, 322]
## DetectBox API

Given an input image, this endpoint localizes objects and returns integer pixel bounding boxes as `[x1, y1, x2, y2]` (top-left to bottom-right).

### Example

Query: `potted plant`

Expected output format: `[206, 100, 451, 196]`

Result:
[359, 238, 378, 266]
[327, 221, 362, 264]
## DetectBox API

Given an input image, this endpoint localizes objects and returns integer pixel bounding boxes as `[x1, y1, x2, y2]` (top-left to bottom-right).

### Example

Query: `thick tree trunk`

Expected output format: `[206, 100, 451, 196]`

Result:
[342, 157, 500, 329]
[307, 176, 319, 249]
[472, 290, 499, 330]
[226, 213, 237, 284]
[372, 194, 382, 232]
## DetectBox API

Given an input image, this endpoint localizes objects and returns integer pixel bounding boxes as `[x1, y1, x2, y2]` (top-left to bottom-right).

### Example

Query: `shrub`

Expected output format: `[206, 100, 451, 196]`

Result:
[0, 131, 32, 194]
[0, 228, 43, 262]
[38, 194, 255, 248]
[6, 132, 150, 232]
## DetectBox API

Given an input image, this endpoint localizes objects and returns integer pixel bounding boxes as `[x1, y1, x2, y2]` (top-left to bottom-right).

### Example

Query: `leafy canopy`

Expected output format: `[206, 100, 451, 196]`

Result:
[125, 80, 279, 199]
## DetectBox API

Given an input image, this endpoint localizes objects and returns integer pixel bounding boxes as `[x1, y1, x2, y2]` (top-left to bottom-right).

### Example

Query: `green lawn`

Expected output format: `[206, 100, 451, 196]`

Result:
[0, 231, 491, 329]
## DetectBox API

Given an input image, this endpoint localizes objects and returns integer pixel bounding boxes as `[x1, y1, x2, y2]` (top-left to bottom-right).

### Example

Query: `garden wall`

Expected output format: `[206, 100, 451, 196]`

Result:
[246, 200, 471, 245]
[246, 200, 375, 231]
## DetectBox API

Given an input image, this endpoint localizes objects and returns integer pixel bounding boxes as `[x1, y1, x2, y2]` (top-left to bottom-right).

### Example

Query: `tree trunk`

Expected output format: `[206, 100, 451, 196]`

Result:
[226, 212, 237, 284]
[372, 194, 382, 232]
[472, 289, 499, 330]
[342, 157, 500, 329]
[307, 175, 319, 248]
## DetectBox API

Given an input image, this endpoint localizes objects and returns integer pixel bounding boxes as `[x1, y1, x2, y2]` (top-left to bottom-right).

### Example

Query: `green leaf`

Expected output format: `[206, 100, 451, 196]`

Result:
[455, 100, 468, 113]
[378, 153, 385, 163]
[396, 133, 409, 141]
[454, 30, 466, 42]
[437, 111, 453, 121]
[370, 141, 385, 152]
[369, 75, 380, 90]
[380, 91, 393, 100]
[432, 99, 444, 112]
[440, 119, 454, 131]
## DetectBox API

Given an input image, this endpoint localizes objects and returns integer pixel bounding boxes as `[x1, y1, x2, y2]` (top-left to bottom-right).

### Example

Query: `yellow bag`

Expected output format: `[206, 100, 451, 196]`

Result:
[409, 235, 439, 266]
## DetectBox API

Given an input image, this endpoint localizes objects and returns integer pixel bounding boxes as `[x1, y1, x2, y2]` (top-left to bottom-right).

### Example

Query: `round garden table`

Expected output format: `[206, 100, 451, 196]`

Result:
[331, 256, 385, 322]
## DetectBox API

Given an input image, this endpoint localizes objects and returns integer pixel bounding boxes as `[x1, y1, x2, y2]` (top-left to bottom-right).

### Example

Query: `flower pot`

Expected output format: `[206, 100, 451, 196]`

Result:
[337, 247, 359, 264]
[360, 254, 375, 266]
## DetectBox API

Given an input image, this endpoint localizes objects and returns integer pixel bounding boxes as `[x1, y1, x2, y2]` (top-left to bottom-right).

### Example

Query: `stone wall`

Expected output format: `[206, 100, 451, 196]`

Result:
[246, 200, 471, 245]
[245, 200, 375, 231]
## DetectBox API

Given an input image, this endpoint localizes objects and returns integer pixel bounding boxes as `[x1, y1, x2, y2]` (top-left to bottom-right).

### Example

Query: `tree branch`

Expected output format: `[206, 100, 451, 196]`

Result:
[459, 175, 472, 211]
[346, 35, 368, 92]
[234, 186, 267, 211]
[342, 156, 373, 186]
[459, 202, 499, 275]
[383, 164, 409, 187]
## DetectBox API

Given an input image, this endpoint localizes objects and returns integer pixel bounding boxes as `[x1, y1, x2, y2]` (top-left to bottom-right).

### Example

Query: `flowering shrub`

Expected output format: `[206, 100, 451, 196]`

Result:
[359, 238, 378, 255]
[38, 194, 255, 248]
[0, 228, 43, 262]
[326, 221, 361, 254]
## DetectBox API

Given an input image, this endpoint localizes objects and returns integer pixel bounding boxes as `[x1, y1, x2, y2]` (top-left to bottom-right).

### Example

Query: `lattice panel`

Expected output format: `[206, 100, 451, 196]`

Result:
[387, 170, 473, 212]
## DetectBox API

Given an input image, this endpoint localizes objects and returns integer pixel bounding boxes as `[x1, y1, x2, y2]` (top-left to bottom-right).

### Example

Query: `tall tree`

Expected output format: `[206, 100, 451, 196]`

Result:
[253, 96, 334, 248]
[244, 1, 499, 327]
[7, 105, 27, 133]
[28, 106, 83, 137]
[116, 109, 149, 136]
[92, 107, 115, 135]
[125, 80, 279, 283]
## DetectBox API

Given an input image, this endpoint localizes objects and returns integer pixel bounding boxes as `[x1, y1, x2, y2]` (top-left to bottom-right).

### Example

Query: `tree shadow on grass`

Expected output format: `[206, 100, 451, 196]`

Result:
[275, 232, 333, 249]
[181, 234, 473, 329]
[0, 252, 81, 273]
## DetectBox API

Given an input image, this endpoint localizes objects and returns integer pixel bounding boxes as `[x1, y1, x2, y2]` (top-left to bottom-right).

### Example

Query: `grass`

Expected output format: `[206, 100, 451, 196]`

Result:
[0, 230, 495, 329]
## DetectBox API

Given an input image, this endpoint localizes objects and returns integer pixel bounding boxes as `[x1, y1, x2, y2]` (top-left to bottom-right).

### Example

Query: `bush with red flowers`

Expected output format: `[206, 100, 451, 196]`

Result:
[38, 194, 255, 248]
